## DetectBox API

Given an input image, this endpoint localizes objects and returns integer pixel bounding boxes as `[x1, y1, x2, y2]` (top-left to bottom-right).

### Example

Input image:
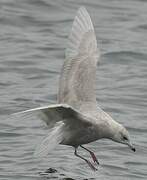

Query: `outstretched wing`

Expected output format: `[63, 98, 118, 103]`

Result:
[14, 104, 91, 128]
[12, 104, 92, 157]
[34, 121, 64, 158]
[58, 7, 100, 105]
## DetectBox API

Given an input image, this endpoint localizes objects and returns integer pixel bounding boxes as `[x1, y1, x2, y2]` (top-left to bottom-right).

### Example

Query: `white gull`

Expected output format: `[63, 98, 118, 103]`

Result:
[14, 7, 135, 171]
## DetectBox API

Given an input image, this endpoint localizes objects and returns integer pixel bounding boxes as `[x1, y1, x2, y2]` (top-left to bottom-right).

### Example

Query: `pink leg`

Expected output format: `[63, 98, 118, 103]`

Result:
[80, 145, 99, 165]
[74, 148, 97, 171]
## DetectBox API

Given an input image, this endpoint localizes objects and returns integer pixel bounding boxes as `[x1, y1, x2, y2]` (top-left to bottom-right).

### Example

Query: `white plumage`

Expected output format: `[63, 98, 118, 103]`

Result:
[58, 7, 99, 105]
[12, 7, 135, 170]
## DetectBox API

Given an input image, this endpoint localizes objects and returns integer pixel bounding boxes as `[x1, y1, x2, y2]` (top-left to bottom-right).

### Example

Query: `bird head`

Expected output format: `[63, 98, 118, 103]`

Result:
[111, 124, 136, 152]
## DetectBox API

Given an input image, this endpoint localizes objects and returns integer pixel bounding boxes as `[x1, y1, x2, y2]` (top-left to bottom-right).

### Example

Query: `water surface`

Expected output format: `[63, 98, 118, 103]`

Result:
[0, 0, 147, 179]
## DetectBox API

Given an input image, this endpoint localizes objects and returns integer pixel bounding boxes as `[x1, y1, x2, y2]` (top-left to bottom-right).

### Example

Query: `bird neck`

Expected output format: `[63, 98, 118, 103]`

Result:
[103, 118, 122, 139]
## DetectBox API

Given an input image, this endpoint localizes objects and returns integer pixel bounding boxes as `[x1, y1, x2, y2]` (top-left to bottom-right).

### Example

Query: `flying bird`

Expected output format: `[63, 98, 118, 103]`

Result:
[14, 7, 135, 171]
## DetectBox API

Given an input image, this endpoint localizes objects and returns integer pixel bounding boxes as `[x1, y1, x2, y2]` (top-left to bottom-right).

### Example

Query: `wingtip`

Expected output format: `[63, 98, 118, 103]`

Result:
[76, 6, 94, 32]
[78, 6, 87, 12]
[65, 6, 95, 58]
[77, 6, 91, 20]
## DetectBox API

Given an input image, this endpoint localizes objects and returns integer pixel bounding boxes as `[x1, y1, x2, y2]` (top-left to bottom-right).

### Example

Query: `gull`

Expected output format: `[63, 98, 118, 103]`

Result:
[14, 7, 136, 171]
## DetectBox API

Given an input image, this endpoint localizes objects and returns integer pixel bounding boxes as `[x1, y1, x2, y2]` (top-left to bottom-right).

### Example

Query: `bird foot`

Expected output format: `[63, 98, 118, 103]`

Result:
[85, 159, 97, 171]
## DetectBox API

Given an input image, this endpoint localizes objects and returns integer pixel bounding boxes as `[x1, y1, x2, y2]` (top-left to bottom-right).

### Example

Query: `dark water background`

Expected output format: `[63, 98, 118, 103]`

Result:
[0, 0, 147, 179]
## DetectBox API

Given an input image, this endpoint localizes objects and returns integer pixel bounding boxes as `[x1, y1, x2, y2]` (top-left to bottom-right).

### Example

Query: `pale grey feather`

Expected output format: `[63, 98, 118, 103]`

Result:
[58, 7, 100, 106]
[12, 103, 94, 155]
[9, 7, 135, 161]
[13, 104, 92, 129]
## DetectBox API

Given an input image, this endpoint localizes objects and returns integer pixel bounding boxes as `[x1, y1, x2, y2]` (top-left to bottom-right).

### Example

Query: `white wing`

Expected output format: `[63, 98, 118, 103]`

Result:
[14, 104, 91, 127]
[34, 121, 64, 158]
[13, 104, 92, 157]
[58, 7, 100, 105]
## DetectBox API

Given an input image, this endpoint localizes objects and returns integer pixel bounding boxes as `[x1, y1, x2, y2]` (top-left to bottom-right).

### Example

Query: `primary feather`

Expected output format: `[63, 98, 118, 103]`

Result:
[10, 7, 135, 165]
[58, 7, 99, 106]
[12, 103, 92, 157]
[34, 121, 64, 158]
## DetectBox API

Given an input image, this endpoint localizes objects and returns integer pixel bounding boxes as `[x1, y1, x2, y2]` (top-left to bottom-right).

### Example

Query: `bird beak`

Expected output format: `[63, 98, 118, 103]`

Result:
[128, 142, 136, 152]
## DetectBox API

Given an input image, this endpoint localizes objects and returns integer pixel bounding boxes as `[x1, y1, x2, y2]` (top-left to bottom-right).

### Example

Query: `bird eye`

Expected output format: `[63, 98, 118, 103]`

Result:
[123, 136, 128, 141]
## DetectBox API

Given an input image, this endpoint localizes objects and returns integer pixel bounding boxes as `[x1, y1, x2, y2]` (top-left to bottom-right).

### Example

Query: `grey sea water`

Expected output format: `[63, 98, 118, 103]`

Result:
[0, 0, 147, 179]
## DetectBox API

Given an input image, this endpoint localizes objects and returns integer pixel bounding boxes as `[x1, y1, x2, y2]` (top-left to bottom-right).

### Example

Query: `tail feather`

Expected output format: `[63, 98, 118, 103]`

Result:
[34, 121, 64, 158]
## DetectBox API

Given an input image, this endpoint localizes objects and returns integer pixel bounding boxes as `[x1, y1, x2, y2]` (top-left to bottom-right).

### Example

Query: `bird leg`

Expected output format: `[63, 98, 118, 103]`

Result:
[74, 148, 97, 171]
[80, 145, 99, 165]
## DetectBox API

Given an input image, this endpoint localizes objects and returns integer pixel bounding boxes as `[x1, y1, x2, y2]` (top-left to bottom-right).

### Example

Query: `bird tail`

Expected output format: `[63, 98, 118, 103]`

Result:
[34, 121, 64, 158]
